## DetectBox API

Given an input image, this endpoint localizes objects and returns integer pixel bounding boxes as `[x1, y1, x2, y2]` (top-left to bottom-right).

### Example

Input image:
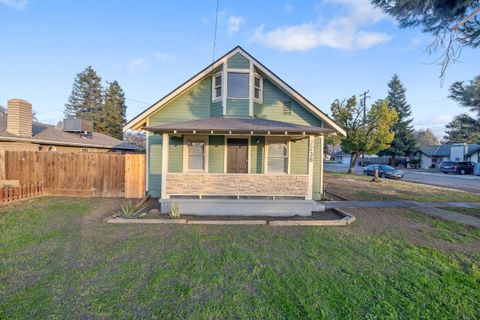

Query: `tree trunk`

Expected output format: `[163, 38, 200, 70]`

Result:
[348, 153, 359, 174]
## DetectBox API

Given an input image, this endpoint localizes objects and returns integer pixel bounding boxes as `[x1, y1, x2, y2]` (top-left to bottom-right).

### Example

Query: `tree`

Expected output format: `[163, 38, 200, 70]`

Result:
[331, 96, 399, 174]
[372, 0, 480, 79]
[379, 74, 416, 159]
[443, 114, 480, 143]
[64, 66, 103, 129]
[124, 130, 146, 148]
[101, 81, 127, 139]
[444, 74, 480, 143]
[413, 129, 439, 146]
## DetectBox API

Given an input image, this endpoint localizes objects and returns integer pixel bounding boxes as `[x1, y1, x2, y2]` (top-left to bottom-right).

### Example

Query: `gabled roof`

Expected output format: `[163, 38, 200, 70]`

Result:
[418, 144, 480, 157]
[144, 117, 335, 136]
[124, 46, 346, 136]
[0, 118, 141, 150]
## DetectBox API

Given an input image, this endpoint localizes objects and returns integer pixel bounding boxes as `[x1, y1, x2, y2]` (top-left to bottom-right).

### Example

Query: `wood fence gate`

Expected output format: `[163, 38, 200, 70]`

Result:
[0, 151, 145, 198]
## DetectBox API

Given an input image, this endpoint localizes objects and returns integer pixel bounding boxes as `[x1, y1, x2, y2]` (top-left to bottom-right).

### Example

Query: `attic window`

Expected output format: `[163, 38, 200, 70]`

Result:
[254, 74, 263, 103]
[283, 101, 292, 115]
[212, 72, 222, 101]
[227, 72, 249, 99]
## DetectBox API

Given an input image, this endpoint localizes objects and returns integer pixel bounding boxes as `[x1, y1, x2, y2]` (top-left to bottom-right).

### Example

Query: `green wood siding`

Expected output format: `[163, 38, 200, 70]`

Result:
[211, 101, 223, 117]
[290, 138, 308, 175]
[251, 136, 264, 174]
[227, 52, 250, 69]
[226, 99, 249, 117]
[313, 137, 322, 200]
[208, 135, 225, 173]
[254, 78, 323, 127]
[169, 136, 183, 173]
[148, 134, 162, 196]
[149, 77, 212, 125]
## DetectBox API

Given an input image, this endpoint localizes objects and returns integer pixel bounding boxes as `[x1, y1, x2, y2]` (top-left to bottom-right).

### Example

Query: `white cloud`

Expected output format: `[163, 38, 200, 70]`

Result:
[284, 4, 294, 12]
[227, 16, 245, 36]
[153, 52, 173, 62]
[126, 58, 147, 73]
[0, 0, 29, 10]
[251, 0, 392, 51]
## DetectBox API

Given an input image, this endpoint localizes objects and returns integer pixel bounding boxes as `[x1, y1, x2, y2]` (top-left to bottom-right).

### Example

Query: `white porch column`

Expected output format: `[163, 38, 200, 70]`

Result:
[307, 135, 314, 200]
[319, 135, 324, 196]
[161, 133, 169, 199]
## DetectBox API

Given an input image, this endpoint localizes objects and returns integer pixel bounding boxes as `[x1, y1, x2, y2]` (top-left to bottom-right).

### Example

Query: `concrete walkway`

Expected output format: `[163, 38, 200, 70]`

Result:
[321, 200, 480, 227]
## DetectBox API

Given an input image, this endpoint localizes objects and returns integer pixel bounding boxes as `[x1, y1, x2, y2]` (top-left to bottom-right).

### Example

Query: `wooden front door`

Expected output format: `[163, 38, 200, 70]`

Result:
[227, 138, 248, 173]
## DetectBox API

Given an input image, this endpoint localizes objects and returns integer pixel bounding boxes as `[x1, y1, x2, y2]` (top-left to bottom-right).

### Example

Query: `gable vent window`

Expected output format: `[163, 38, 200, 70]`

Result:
[283, 101, 292, 115]
[227, 72, 249, 99]
[212, 72, 222, 101]
[254, 74, 263, 103]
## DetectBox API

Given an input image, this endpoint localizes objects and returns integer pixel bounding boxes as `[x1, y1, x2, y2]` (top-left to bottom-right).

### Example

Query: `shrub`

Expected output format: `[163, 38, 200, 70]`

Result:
[169, 203, 180, 219]
[116, 201, 147, 219]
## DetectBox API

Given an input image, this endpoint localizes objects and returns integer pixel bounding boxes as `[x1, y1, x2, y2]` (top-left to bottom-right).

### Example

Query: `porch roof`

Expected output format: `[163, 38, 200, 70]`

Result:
[143, 117, 335, 136]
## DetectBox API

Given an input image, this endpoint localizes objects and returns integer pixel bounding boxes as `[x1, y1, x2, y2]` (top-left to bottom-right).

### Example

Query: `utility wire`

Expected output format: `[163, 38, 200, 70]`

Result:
[211, 0, 220, 68]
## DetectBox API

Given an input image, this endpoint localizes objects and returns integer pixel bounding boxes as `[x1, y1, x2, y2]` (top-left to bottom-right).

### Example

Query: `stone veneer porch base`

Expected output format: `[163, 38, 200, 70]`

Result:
[159, 199, 324, 216]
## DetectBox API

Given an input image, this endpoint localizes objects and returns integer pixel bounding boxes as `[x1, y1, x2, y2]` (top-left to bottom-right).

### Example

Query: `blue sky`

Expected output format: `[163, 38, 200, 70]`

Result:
[1, 0, 478, 138]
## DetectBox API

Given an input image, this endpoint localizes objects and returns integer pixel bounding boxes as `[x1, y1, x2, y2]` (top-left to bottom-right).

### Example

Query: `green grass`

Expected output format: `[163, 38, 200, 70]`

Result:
[1, 198, 479, 319]
[326, 172, 480, 202]
[440, 207, 480, 219]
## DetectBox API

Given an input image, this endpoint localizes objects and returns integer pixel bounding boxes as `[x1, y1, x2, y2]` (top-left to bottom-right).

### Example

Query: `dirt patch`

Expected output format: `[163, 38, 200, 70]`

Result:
[342, 207, 480, 261]
[84, 198, 130, 223]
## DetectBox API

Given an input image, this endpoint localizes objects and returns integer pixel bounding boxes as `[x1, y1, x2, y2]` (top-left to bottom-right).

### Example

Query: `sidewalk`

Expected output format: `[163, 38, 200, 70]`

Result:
[321, 200, 480, 227]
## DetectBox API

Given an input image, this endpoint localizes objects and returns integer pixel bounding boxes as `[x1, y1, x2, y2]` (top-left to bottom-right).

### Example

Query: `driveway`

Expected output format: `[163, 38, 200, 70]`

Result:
[325, 163, 480, 193]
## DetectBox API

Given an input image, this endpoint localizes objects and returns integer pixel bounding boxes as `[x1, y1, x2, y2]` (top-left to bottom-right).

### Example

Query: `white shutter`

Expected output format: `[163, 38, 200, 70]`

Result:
[268, 141, 288, 173]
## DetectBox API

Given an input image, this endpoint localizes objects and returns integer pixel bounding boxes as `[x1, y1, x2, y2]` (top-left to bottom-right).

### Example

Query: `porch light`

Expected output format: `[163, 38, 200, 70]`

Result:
[255, 138, 260, 144]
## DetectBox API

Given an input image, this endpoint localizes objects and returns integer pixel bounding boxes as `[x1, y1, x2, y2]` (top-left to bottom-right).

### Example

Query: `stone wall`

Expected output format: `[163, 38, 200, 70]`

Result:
[166, 173, 309, 196]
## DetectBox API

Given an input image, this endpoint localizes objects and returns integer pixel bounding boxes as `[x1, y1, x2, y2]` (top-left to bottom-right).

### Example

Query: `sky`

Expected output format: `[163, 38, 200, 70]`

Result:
[1, 0, 478, 139]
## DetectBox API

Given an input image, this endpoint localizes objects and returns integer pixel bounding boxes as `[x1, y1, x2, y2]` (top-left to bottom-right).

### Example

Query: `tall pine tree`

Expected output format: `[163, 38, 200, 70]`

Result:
[102, 81, 127, 139]
[379, 74, 416, 160]
[64, 66, 103, 129]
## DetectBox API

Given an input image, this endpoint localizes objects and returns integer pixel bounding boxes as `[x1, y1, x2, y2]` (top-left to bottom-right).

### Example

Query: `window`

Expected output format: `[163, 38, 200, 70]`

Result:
[187, 140, 206, 172]
[212, 73, 222, 101]
[254, 74, 262, 102]
[227, 72, 249, 99]
[268, 140, 288, 174]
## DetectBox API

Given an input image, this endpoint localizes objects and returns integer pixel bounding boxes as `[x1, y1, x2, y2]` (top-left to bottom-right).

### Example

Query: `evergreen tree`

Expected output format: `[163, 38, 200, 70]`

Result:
[380, 74, 416, 159]
[102, 81, 127, 139]
[444, 74, 480, 143]
[64, 66, 103, 129]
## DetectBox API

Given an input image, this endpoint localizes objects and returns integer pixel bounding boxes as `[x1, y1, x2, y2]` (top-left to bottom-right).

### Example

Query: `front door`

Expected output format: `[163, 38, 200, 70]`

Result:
[227, 138, 248, 173]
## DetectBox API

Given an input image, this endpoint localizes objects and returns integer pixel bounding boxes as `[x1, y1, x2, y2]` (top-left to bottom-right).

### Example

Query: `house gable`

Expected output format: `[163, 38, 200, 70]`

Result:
[125, 46, 345, 136]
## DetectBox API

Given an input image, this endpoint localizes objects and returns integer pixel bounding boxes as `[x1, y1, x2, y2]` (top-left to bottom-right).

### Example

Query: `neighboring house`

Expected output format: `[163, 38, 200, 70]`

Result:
[332, 151, 389, 166]
[0, 99, 141, 153]
[413, 143, 480, 169]
[124, 46, 345, 215]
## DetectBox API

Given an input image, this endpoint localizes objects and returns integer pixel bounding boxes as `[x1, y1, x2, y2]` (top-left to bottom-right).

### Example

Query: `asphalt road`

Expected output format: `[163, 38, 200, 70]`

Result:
[324, 163, 480, 193]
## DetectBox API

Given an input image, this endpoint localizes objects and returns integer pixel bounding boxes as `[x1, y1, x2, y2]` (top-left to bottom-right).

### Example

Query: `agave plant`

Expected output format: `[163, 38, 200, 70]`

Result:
[117, 201, 147, 219]
[168, 202, 180, 219]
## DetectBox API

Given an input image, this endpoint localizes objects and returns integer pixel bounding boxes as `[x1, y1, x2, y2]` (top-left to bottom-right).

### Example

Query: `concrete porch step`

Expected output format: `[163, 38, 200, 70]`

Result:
[159, 199, 324, 216]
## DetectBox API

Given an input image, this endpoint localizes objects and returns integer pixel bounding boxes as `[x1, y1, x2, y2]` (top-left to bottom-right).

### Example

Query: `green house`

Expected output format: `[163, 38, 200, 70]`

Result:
[124, 46, 345, 215]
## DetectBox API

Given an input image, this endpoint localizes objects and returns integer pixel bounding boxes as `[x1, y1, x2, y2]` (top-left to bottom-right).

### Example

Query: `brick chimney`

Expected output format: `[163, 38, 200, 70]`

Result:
[7, 99, 32, 137]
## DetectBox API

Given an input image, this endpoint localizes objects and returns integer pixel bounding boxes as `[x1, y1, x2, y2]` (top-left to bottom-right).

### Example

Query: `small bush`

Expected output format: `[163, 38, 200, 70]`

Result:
[169, 203, 180, 219]
[116, 201, 147, 219]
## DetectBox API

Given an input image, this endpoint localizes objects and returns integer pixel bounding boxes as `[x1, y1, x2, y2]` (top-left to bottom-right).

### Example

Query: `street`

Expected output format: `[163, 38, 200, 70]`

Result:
[325, 163, 480, 193]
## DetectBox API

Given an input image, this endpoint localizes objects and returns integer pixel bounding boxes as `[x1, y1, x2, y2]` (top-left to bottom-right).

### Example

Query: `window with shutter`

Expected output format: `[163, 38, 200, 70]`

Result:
[268, 140, 288, 174]
[187, 140, 206, 171]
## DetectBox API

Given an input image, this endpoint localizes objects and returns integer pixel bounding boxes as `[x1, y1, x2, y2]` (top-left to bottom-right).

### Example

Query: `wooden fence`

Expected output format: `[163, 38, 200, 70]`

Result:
[0, 151, 145, 199]
[0, 182, 44, 204]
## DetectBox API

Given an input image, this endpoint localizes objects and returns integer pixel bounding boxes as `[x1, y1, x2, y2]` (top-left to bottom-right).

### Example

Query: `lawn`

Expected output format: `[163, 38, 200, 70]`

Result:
[1, 198, 479, 319]
[325, 172, 480, 202]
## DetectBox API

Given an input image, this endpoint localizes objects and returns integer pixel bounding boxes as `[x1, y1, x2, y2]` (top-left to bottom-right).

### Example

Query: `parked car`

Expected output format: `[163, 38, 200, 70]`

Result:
[440, 161, 476, 175]
[363, 164, 404, 179]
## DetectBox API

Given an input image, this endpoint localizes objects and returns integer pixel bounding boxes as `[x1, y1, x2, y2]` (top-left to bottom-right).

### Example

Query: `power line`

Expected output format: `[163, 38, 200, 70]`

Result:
[125, 97, 152, 105]
[211, 0, 220, 65]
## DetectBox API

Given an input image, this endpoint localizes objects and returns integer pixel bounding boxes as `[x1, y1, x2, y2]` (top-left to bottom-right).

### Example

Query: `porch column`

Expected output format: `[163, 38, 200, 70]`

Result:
[307, 135, 314, 200]
[319, 135, 324, 196]
[161, 133, 169, 199]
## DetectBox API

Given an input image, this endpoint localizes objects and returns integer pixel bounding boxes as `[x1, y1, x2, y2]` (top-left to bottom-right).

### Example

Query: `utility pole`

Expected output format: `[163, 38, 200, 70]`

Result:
[359, 90, 370, 167]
